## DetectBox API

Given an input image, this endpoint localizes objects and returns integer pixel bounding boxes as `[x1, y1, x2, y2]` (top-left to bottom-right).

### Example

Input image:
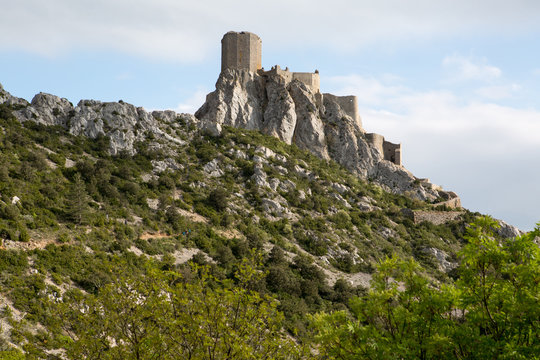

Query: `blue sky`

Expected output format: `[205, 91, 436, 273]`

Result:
[1, 0, 539, 230]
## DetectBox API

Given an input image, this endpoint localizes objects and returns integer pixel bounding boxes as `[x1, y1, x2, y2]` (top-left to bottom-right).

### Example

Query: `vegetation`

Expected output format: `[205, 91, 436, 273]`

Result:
[0, 102, 537, 358]
[311, 217, 540, 359]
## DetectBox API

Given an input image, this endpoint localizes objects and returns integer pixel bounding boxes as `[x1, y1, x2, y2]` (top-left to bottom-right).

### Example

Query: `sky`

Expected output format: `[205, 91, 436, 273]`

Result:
[1, 0, 539, 230]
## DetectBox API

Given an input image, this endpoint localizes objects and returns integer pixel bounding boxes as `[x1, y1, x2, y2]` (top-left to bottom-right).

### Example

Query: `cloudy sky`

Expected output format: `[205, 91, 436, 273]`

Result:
[1, 0, 539, 230]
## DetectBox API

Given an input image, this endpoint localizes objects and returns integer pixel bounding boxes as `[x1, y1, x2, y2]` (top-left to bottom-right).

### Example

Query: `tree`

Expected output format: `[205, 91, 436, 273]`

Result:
[453, 216, 540, 359]
[50, 259, 304, 359]
[65, 173, 90, 224]
[311, 217, 540, 360]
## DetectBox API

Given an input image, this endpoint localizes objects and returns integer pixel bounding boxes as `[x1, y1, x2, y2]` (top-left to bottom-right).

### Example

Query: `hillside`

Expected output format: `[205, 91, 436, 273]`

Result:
[0, 80, 535, 359]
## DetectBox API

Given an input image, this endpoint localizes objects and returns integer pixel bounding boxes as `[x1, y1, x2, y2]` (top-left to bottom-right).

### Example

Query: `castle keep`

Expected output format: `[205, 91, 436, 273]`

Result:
[220, 31, 402, 166]
[221, 31, 262, 73]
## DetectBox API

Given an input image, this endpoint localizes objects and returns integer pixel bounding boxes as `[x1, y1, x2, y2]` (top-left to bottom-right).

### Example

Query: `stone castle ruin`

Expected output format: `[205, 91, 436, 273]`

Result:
[220, 31, 402, 166]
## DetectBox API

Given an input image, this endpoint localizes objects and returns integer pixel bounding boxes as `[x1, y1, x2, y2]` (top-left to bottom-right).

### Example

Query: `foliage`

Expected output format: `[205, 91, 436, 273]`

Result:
[47, 259, 304, 360]
[311, 217, 540, 359]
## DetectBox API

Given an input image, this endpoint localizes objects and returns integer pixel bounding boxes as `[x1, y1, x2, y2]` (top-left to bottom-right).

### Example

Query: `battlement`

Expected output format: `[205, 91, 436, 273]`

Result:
[366, 133, 402, 166]
[260, 65, 320, 93]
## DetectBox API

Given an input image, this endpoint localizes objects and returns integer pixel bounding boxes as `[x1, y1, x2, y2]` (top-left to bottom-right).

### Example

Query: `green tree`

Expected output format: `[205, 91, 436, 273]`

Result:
[311, 217, 540, 360]
[453, 216, 540, 359]
[50, 259, 304, 359]
[65, 173, 90, 224]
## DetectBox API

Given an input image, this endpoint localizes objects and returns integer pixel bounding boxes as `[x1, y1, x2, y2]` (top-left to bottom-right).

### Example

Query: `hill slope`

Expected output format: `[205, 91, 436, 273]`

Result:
[0, 83, 524, 357]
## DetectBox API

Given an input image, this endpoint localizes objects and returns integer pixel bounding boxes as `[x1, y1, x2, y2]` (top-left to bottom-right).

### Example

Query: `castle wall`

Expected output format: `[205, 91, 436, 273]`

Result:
[323, 94, 361, 128]
[261, 66, 320, 93]
[221, 31, 262, 73]
[272, 66, 293, 83]
[366, 133, 402, 166]
[365, 133, 384, 155]
[383, 140, 401, 166]
[292, 72, 320, 93]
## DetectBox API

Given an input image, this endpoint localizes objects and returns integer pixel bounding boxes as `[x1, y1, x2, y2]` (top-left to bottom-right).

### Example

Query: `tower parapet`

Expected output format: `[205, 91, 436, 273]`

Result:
[221, 31, 262, 73]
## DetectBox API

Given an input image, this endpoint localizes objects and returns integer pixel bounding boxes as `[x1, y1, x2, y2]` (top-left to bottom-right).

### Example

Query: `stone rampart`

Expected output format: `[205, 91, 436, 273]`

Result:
[221, 31, 262, 73]
[401, 209, 464, 225]
[292, 72, 320, 93]
[365, 133, 401, 166]
[261, 65, 320, 93]
[323, 93, 361, 128]
[383, 140, 401, 166]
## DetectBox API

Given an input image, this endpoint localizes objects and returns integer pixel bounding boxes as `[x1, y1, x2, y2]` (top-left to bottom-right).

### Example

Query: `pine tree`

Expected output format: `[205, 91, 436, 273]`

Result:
[65, 173, 90, 225]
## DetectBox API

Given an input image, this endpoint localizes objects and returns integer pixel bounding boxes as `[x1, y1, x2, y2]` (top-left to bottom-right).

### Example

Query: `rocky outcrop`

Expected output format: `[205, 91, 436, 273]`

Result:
[496, 220, 523, 238]
[195, 69, 263, 136]
[1, 77, 459, 204]
[0, 84, 196, 156]
[195, 70, 458, 202]
[0, 83, 29, 107]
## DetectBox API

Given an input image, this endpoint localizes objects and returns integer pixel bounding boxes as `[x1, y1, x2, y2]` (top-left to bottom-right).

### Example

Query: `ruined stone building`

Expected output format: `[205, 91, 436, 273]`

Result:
[220, 31, 402, 166]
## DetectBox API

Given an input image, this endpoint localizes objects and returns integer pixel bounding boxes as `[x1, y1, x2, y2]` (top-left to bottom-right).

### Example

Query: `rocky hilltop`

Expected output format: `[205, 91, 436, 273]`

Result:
[1, 75, 459, 208]
[0, 83, 198, 156]
[195, 69, 460, 206]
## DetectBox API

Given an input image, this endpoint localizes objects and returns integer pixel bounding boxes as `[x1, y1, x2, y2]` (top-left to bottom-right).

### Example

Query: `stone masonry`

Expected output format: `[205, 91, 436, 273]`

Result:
[221, 31, 262, 73]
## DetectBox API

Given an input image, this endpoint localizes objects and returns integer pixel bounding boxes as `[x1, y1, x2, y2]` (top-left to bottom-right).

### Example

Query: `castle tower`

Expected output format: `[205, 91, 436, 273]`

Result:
[221, 31, 262, 73]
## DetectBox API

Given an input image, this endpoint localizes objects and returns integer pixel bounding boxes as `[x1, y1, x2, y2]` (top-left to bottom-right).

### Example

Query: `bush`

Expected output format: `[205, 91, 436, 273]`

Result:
[207, 188, 229, 212]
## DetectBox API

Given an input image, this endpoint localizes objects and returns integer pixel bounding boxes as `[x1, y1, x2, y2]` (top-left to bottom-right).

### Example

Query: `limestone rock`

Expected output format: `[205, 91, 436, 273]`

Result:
[8, 87, 190, 156]
[425, 247, 457, 272]
[322, 95, 375, 178]
[195, 69, 264, 135]
[203, 159, 224, 178]
[496, 220, 523, 238]
[262, 76, 297, 144]
[18, 93, 73, 127]
[251, 165, 269, 188]
[194, 69, 454, 202]
[261, 197, 293, 219]
[289, 81, 328, 159]
[0, 84, 29, 107]
[151, 158, 183, 174]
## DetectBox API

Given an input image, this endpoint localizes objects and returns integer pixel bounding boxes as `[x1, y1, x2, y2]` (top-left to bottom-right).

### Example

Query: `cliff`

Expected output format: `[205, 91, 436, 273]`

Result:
[195, 69, 459, 205]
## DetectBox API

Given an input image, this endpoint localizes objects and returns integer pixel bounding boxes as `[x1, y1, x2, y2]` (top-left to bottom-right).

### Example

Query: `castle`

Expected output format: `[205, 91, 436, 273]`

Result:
[221, 31, 402, 166]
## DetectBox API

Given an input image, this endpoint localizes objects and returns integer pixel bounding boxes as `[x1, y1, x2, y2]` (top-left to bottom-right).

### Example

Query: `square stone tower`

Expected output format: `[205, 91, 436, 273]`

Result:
[221, 31, 262, 73]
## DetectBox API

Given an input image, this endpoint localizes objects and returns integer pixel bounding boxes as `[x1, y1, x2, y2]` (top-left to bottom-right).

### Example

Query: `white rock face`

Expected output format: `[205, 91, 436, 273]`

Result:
[496, 220, 523, 238]
[2, 86, 192, 158]
[426, 247, 457, 273]
[195, 69, 263, 136]
[262, 76, 297, 144]
[195, 69, 455, 201]
[289, 81, 328, 159]
[203, 159, 224, 178]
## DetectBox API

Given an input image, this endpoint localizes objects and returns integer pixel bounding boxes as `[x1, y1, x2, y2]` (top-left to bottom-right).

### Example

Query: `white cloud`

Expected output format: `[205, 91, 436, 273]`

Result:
[2, 0, 540, 61]
[442, 55, 502, 83]
[327, 72, 540, 230]
[174, 88, 208, 114]
[475, 84, 521, 99]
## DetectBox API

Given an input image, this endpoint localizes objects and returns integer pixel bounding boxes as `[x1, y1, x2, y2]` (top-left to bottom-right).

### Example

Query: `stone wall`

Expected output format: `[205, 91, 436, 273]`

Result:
[323, 93, 361, 128]
[401, 209, 463, 225]
[292, 72, 320, 93]
[221, 31, 262, 73]
[383, 140, 401, 166]
[262, 66, 320, 93]
[365, 133, 402, 166]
